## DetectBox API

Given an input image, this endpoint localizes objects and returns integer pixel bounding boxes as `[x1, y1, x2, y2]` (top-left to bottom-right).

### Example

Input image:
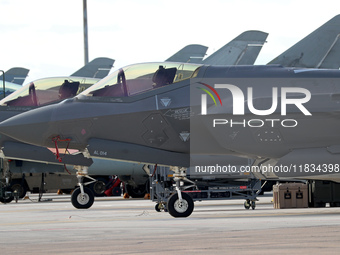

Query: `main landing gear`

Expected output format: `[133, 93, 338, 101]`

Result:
[150, 166, 262, 217]
[152, 166, 195, 218]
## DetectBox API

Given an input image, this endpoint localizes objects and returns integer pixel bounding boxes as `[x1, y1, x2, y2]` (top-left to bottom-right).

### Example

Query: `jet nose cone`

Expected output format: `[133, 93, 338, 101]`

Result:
[0, 105, 55, 147]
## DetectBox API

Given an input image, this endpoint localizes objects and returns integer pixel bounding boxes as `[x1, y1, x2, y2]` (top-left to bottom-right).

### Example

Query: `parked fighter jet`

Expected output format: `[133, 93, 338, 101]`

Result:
[3, 60, 340, 216]
[0, 30, 268, 205]
[0, 75, 145, 201]
[0, 58, 115, 100]
[0, 49, 194, 202]
[2, 15, 340, 215]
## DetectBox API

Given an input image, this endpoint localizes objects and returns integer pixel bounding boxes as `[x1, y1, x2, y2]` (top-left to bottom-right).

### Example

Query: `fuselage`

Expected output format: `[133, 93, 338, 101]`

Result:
[1, 63, 340, 180]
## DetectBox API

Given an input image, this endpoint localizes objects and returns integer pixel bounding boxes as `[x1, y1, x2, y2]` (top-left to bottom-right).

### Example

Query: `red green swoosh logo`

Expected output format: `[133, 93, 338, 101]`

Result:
[197, 82, 222, 106]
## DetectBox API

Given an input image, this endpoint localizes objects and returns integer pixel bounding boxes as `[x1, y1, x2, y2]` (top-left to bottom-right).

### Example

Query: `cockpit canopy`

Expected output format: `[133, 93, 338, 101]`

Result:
[0, 82, 22, 98]
[79, 62, 202, 98]
[0, 77, 100, 107]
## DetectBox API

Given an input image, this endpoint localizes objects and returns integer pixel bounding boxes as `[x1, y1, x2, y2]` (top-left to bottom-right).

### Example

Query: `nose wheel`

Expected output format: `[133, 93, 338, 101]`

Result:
[167, 192, 194, 217]
[71, 187, 94, 209]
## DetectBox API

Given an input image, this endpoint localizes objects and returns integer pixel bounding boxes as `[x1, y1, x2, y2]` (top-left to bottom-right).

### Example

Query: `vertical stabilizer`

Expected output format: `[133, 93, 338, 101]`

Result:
[268, 15, 340, 68]
[0, 67, 29, 85]
[202, 30, 268, 65]
[71, 57, 115, 78]
[166, 44, 208, 63]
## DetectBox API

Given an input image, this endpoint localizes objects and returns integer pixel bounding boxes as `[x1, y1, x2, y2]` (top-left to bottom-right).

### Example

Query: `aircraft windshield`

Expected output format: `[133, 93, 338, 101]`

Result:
[79, 62, 201, 97]
[1, 83, 22, 98]
[0, 77, 100, 107]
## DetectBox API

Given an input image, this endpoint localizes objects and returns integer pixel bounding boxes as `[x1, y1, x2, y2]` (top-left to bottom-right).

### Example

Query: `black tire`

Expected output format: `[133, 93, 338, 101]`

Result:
[167, 192, 194, 218]
[10, 180, 28, 199]
[88, 178, 107, 197]
[0, 187, 14, 203]
[244, 200, 250, 210]
[71, 187, 94, 209]
[125, 182, 148, 198]
[155, 203, 161, 212]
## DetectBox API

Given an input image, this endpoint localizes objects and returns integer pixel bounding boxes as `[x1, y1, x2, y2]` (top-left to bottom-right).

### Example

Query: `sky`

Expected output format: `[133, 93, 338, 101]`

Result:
[1, 0, 340, 83]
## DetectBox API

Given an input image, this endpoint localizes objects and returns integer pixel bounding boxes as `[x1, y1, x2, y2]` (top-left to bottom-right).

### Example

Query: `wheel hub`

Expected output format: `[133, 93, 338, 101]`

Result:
[93, 181, 105, 194]
[174, 199, 188, 213]
[77, 193, 90, 205]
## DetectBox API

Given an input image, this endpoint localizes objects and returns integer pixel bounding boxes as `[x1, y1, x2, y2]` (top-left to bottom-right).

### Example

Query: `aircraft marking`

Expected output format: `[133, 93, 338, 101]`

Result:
[160, 97, 171, 107]
[179, 132, 190, 142]
[164, 107, 192, 120]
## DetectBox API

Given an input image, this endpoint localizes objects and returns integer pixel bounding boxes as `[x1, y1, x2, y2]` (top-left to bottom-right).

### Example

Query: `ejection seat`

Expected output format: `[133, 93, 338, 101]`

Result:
[152, 65, 177, 87]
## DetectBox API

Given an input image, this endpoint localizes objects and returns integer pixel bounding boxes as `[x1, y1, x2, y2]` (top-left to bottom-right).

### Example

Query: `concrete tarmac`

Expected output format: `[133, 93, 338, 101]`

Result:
[1, 193, 340, 254]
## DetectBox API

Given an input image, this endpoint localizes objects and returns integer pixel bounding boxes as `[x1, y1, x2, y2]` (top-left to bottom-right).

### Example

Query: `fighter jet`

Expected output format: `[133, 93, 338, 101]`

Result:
[0, 31, 269, 204]
[2, 60, 340, 215]
[2, 16, 340, 216]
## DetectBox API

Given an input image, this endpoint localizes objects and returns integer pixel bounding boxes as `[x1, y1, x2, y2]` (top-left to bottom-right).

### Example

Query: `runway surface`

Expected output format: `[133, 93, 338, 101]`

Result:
[1, 193, 340, 254]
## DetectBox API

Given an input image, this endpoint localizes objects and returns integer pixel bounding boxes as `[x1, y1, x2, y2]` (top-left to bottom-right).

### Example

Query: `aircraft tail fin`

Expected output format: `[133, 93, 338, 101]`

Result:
[71, 57, 115, 78]
[166, 44, 208, 63]
[0, 67, 29, 85]
[202, 30, 268, 65]
[268, 15, 340, 68]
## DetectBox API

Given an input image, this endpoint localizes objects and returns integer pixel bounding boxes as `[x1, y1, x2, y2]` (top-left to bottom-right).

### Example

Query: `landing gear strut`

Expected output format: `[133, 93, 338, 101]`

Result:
[167, 167, 195, 218]
[71, 187, 94, 209]
[167, 192, 194, 217]
[71, 166, 95, 209]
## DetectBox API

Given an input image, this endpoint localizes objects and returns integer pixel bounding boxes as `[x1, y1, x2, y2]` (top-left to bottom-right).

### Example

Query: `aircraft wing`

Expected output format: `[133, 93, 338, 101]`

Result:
[71, 57, 115, 78]
[87, 138, 189, 167]
[2, 141, 93, 166]
[271, 147, 340, 182]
